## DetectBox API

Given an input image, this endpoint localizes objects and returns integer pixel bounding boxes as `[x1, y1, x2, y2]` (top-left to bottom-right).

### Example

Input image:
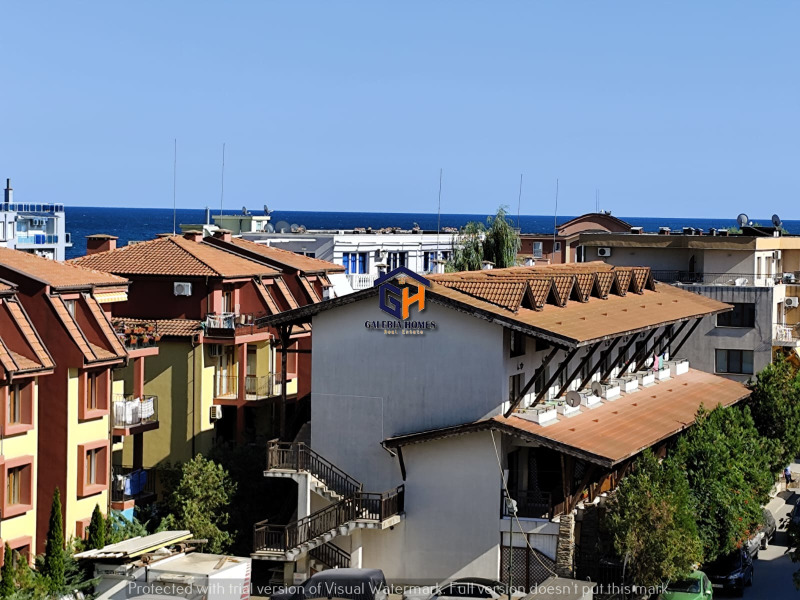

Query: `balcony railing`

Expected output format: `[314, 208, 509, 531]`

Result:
[347, 273, 376, 290]
[215, 374, 277, 400]
[652, 271, 783, 286]
[267, 441, 363, 498]
[112, 395, 158, 430]
[309, 542, 351, 569]
[111, 466, 156, 503]
[253, 486, 405, 554]
[774, 323, 800, 344]
[115, 322, 161, 351]
[204, 312, 267, 337]
[501, 488, 552, 519]
[16, 234, 59, 245]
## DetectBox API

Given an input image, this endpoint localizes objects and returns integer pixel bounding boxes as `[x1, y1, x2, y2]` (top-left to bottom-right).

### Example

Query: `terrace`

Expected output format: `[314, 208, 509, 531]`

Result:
[203, 312, 269, 338]
[213, 373, 283, 402]
[112, 394, 159, 435]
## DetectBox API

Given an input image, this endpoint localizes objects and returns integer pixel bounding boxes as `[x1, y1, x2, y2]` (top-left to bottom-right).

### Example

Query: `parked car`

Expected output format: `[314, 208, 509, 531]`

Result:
[271, 568, 388, 600]
[657, 570, 713, 599]
[760, 507, 777, 549]
[743, 531, 763, 559]
[704, 549, 753, 597]
[403, 577, 524, 600]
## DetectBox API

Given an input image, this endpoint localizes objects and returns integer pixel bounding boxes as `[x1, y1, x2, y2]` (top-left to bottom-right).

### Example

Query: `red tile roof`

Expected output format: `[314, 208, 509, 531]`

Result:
[220, 237, 345, 273]
[70, 236, 281, 278]
[112, 317, 202, 338]
[48, 296, 125, 364]
[0, 247, 127, 290]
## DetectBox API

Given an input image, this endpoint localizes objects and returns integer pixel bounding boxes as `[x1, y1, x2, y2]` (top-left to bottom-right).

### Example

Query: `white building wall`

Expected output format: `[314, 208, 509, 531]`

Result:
[310, 298, 504, 492]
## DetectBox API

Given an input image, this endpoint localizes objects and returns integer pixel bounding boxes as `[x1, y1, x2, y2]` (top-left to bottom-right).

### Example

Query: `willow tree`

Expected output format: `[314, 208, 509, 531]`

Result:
[448, 206, 520, 272]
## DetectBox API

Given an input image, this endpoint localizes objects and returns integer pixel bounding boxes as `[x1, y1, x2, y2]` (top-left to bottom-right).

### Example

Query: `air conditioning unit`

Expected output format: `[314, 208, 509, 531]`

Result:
[597, 247, 612, 257]
[785, 297, 799, 308]
[774, 250, 782, 260]
[174, 282, 192, 296]
[209, 405, 223, 421]
[208, 344, 223, 357]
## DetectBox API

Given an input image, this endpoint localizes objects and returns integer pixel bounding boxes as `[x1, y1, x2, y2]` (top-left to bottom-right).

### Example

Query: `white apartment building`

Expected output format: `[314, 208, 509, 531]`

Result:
[253, 263, 748, 586]
[579, 225, 800, 381]
[0, 180, 72, 260]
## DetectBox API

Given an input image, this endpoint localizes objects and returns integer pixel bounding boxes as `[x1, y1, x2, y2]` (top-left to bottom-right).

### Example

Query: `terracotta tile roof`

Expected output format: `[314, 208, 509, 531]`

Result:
[573, 273, 595, 302]
[47, 296, 124, 364]
[85, 295, 127, 356]
[385, 369, 749, 466]
[0, 340, 17, 374]
[0, 282, 12, 293]
[112, 317, 202, 338]
[256, 283, 282, 315]
[274, 278, 300, 310]
[4, 299, 55, 369]
[631, 267, 649, 294]
[7, 350, 42, 371]
[437, 279, 528, 312]
[222, 237, 346, 273]
[299, 276, 322, 303]
[613, 268, 632, 296]
[494, 369, 749, 465]
[0, 247, 128, 290]
[594, 271, 615, 298]
[550, 275, 574, 306]
[70, 236, 280, 278]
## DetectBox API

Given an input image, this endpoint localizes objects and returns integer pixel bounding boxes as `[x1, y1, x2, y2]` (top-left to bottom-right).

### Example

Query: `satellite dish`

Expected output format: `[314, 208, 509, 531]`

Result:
[290, 223, 299, 233]
[773, 214, 783, 228]
[275, 220, 291, 233]
[263, 204, 273, 215]
[298, 224, 307, 233]
[591, 381, 604, 398]
[566, 391, 582, 408]
[266, 223, 275, 233]
[737, 213, 749, 228]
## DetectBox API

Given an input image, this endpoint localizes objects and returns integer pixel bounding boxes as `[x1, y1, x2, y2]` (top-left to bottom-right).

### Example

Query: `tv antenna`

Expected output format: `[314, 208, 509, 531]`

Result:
[219, 143, 226, 217]
[437, 168, 443, 261]
[552, 178, 559, 254]
[517, 174, 523, 229]
[172, 138, 177, 234]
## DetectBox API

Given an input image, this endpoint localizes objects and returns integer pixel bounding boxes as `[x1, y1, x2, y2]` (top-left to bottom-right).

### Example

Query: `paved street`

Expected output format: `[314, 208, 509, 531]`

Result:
[736, 489, 798, 598]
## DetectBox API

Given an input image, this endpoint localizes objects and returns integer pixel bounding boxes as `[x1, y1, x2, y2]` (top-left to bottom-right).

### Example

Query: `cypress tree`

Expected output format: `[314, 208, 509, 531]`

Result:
[43, 487, 65, 590]
[0, 544, 14, 598]
[86, 505, 106, 550]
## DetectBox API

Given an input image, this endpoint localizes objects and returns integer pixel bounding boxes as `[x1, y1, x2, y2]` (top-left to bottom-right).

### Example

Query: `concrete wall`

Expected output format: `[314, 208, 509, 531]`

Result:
[311, 297, 504, 492]
[675, 285, 773, 382]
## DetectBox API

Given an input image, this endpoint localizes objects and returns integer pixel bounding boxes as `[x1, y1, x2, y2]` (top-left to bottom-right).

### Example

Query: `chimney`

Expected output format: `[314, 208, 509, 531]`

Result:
[183, 230, 203, 242]
[4, 179, 11, 204]
[212, 229, 232, 243]
[86, 234, 118, 255]
[481, 260, 495, 270]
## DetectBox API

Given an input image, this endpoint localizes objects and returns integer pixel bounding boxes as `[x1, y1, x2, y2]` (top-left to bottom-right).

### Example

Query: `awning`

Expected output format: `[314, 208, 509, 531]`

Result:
[94, 291, 128, 303]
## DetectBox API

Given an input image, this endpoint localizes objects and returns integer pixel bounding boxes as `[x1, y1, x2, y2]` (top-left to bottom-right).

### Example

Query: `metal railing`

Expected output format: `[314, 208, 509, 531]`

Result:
[112, 395, 158, 429]
[652, 270, 783, 286]
[774, 323, 800, 343]
[214, 374, 277, 399]
[16, 234, 59, 245]
[267, 441, 363, 498]
[501, 488, 552, 519]
[204, 312, 268, 337]
[115, 322, 160, 351]
[253, 485, 405, 554]
[347, 273, 376, 290]
[111, 466, 156, 502]
[309, 542, 351, 569]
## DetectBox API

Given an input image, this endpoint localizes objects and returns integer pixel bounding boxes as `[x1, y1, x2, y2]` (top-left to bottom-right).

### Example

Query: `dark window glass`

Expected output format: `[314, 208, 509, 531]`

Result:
[716, 303, 755, 327]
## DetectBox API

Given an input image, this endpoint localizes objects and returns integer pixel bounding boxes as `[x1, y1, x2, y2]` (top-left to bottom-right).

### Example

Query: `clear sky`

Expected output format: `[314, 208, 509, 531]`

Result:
[2, 1, 798, 218]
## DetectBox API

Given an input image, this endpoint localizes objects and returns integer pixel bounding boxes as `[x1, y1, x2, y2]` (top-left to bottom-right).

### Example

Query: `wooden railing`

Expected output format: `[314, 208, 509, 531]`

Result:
[267, 441, 363, 498]
[310, 542, 351, 569]
[253, 485, 405, 554]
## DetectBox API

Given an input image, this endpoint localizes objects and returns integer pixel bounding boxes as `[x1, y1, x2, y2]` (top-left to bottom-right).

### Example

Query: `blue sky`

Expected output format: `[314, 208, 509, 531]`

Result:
[2, 2, 798, 217]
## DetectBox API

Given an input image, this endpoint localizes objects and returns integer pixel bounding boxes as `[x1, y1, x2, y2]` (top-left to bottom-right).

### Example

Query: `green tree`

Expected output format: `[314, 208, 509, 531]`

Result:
[448, 206, 521, 272]
[1, 544, 14, 598]
[749, 355, 800, 464]
[158, 455, 236, 553]
[42, 488, 65, 591]
[605, 450, 702, 588]
[106, 510, 149, 545]
[667, 405, 779, 561]
[86, 505, 106, 550]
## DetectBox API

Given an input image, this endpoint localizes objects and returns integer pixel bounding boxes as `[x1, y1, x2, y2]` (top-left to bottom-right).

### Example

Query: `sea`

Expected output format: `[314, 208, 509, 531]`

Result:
[62, 207, 800, 260]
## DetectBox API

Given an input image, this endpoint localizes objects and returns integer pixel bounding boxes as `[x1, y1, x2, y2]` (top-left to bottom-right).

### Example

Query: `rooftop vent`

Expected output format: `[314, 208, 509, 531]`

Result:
[659, 227, 671, 235]
[630, 226, 643, 235]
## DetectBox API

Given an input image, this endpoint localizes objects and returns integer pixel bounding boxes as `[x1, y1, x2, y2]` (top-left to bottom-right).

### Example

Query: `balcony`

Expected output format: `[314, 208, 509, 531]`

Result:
[347, 273, 376, 291]
[16, 234, 59, 245]
[112, 395, 159, 435]
[774, 323, 800, 347]
[653, 271, 783, 287]
[214, 373, 280, 401]
[502, 488, 552, 520]
[203, 312, 267, 338]
[111, 466, 156, 504]
[115, 322, 161, 354]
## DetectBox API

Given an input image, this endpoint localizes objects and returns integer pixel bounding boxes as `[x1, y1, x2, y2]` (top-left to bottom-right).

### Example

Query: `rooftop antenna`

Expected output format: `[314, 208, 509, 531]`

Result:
[172, 138, 177, 234]
[219, 143, 226, 217]
[436, 168, 443, 255]
[552, 178, 559, 254]
[516, 174, 523, 229]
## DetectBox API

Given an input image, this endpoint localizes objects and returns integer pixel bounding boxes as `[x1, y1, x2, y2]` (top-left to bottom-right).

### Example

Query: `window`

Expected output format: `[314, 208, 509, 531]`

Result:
[554, 241, 562, 252]
[509, 373, 524, 403]
[8, 385, 21, 425]
[716, 303, 755, 328]
[7, 467, 23, 505]
[423, 251, 438, 273]
[715, 349, 754, 374]
[387, 252, 407, 270]
[342, 252, 368, 275]
[510, 330, 526, 358]
[79, 370, 109, 420]
[63, 299, 76, 318]
[77, 441, 108, 497]
[1, 457, 33, 517]
[3, 381, 33, 435]
[532, 242, 543, 259]
[87, 373, 98, 410]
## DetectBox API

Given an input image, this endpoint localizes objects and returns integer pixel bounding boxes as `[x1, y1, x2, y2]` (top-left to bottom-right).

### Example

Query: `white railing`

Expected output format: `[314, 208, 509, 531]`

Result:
[347, 273, 376, 290]
[205, 312, 237, 329]
[774, 323, 799, 343]
[112, 395, 157, 428]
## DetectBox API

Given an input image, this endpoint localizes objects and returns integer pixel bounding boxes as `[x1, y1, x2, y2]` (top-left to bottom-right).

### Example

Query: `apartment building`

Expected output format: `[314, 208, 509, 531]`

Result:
[0, 248, 130, 552]
[0, 180, 72, 261]
[0, 280, 55, 560]
[253, 262, 747, 585]
[519, 212, 631, 265]
[70, 232, 310, 472]
[579, 225, 800, 381]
